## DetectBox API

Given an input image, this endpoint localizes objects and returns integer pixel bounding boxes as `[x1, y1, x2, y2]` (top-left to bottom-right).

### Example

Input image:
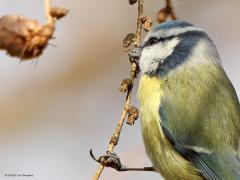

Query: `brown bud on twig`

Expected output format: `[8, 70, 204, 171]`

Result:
[119, 78, 133, 93]
[157, 8, 169, 23]
[126, 106, 139, 125]
[141, 16, 152, 32]
[170, 11, 177, 20]
[123, 33, 136, 48]
[157, 0, 177, 24]
[128, 0, 137, 5]
[50, 7, 69, 20]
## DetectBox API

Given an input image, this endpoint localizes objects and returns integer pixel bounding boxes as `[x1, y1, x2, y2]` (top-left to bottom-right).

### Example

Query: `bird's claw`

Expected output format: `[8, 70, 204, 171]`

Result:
[90, 149, 126, 171]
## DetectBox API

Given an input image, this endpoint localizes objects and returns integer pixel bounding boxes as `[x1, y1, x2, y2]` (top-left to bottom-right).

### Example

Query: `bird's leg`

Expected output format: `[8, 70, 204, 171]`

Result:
[90, 150, 156, 172]
[120, 166, 156, 172]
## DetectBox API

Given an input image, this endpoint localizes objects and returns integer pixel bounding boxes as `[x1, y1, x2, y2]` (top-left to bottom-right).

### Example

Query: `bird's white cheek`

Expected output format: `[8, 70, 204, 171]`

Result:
[139, 46, 161, 74]
[139, 38, 180, 74]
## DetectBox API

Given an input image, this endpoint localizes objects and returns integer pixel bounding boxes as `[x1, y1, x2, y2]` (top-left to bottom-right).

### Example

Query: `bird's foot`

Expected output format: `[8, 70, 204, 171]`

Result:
[90, 150, 127, 171]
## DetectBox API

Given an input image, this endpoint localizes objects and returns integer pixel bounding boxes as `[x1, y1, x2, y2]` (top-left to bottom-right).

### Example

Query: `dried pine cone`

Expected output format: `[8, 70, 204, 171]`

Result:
[123, 33, 136, 48]
[119, 78, 133, 93]
[141, 16, 153, 31]
[126, 106, 139, 125]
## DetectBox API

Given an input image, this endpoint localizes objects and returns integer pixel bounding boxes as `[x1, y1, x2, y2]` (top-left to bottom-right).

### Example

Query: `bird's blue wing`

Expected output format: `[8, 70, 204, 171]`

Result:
[161, 122, 240, 180]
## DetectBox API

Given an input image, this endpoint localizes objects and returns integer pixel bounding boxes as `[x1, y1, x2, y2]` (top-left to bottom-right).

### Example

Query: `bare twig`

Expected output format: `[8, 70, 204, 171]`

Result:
[92, 1, 144, 179]
[92, 64, 139, 180]
[92, 0, 177, 179]
[134, 0, 144, 46]
[166, 0, 177, 20]
[92, 47, 140, 180]
[44, 0, 53, 24]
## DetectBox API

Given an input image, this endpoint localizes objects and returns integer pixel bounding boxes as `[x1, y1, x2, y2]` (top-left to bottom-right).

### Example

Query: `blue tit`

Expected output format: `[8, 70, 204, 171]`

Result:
[135, 20, 240, 180]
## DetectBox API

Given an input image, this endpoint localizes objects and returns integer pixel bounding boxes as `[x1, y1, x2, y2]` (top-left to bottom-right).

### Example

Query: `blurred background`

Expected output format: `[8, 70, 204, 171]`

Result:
[0, 0, 239, 180]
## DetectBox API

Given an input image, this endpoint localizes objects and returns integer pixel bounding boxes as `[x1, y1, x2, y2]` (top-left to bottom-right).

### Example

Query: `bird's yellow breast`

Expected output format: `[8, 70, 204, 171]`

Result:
[137, 75, 202, 180]
[137, 75, 164, 125]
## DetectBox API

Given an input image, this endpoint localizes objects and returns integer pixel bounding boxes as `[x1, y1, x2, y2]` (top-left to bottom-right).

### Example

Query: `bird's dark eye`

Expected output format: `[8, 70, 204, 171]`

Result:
[147, 37, 159, 46]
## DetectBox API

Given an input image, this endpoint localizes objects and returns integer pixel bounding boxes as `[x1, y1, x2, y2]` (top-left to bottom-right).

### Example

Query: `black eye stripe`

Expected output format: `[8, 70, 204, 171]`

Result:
[147, 38, 158, 46]
[144, 35, 177, 47]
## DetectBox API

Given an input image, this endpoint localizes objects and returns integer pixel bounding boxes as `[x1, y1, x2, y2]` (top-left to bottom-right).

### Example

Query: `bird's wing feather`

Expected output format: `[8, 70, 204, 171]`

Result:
[161, 123, 240, 180]
[159, 64, 240, 179]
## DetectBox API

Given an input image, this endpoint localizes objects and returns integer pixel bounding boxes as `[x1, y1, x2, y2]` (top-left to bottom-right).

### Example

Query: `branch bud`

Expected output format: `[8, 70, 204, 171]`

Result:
[50, 7, 69, 20]
[128, 0, 137, 5]
[119, 79, 133, 93]
[126, 106, 139, 125]
[141, 16, 152, 31]
[157, 8, 169, 23]
[123, 33, 136, 48]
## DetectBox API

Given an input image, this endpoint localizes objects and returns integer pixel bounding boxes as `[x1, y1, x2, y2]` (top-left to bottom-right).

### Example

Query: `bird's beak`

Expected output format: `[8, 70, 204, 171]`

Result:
[128, 47, 142, 61]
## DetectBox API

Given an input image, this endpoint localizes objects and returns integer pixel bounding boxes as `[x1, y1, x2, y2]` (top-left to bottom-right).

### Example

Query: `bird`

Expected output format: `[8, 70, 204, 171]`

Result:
[134, 20, 240, 180]
[91, 20, 240, 180]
